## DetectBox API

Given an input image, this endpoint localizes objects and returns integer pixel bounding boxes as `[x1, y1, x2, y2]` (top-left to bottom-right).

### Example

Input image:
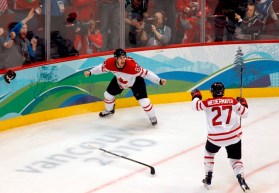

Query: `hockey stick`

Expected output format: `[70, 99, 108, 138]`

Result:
[88, 145, 156, 175]
[240, 66, 243, 98]
[240, 66, 243, 125]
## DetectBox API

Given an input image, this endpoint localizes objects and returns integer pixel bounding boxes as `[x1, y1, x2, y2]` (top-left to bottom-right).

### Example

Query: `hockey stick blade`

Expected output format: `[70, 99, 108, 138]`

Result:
[88, 145, 155, 175]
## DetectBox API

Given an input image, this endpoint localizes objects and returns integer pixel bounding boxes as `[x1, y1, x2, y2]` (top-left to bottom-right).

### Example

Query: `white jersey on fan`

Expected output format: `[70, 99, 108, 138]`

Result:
[89, 57, 161, 89]
[192, 97, 248, 147]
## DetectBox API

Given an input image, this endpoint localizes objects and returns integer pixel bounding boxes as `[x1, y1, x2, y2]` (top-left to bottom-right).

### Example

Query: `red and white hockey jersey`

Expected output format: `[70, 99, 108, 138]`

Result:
[192, 97, 248, 147]
[89, 57, 161, 89]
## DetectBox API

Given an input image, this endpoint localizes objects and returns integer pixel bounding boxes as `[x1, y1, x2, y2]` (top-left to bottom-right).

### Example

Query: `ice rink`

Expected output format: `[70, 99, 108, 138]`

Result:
[0, 98, 279, 193]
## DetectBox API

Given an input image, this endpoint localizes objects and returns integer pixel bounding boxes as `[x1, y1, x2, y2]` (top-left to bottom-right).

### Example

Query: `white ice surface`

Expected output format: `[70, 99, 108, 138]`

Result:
[0, 98, 278, 193]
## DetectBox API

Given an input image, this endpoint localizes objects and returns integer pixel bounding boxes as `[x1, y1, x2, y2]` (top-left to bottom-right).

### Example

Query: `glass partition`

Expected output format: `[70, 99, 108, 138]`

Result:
[1, 0, 279, 70]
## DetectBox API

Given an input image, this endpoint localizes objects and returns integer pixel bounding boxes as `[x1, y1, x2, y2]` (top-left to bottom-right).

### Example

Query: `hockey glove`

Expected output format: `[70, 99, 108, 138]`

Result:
[236, 97, 248, 108]
[191, 89, 202, 100]
[4, 70, 16, 84]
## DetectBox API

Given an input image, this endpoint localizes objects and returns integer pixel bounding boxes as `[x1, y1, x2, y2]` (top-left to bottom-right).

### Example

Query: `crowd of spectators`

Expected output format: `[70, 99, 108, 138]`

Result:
[0, 0, 279, 70]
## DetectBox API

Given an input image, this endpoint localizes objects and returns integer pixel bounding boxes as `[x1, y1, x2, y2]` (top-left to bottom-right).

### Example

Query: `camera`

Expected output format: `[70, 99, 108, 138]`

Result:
[223, 2, 247, 22]
[144, 17, 157, 34]
[74, 20, 91, 36]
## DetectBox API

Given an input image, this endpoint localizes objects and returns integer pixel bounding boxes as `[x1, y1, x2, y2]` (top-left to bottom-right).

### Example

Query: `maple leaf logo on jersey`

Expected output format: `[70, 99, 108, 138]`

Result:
[118, 77, 128, 84]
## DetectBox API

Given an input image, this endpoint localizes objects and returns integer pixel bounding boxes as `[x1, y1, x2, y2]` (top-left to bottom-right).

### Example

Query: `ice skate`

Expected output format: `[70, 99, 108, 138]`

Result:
[149, 117, 157, 126]
[99, 109, 115, 117]
[202, 171, 213, 190]
[236, 174, 250, 192]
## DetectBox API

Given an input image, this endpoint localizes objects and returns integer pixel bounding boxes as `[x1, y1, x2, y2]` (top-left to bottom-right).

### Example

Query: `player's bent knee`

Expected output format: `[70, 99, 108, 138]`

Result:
[104, 91, 115, 100]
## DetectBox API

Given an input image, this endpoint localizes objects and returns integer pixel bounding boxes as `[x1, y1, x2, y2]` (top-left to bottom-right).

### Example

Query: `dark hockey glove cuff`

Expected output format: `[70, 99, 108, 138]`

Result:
[191, 89, 202, 100]
[236, 97, 248, 108]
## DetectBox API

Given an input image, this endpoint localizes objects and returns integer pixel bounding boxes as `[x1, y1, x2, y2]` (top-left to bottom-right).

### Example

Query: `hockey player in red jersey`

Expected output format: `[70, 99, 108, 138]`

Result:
[84, 48, 167, 126]
[191, 82, 250, 192]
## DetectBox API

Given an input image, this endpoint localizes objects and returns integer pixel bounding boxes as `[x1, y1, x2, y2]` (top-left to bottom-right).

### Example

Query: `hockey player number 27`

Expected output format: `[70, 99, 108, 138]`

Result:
[212, 106, 232, 126]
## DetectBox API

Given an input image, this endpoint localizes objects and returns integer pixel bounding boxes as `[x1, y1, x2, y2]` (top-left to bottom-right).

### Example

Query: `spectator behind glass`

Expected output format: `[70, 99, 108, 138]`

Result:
[140, 10, 171, 47]
[175, 0, 213, 44]
[256, 0, 279, 35]
[0, 23, 5, 68]
[41, 0, 68, 37]
[153, 0, 176, 44]
[14, 0, 41, 33]
[213, 0, 248, 41]
[125, 0, 149, 48]
[70, 0, 99, 54]
[97, 0, 120, 51]
[8, 9, 37, 66]
[74, 20, 103, 54]
[0, 22, 15, 69]
[175, 0, 199, 44]
[234, 3, 264, 40]
[0, 24, 6, 69]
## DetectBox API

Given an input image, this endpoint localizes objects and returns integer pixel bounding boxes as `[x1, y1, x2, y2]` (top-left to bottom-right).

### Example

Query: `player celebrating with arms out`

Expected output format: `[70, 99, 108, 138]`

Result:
[84, 48, 167, 126]
[191, 82, 250, 192]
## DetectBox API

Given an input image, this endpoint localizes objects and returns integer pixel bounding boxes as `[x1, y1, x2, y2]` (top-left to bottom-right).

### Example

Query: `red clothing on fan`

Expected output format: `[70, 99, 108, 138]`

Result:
[0, 0, 8, 13]
[71, 0, 97, 21]
[176, 0, 191, 12]
[14, 0, 40, 10]
[74, 30, 103, 54]
[87, 32, 103, 49]
[175, 0, 213, 43]
[175, 0, 197, 43]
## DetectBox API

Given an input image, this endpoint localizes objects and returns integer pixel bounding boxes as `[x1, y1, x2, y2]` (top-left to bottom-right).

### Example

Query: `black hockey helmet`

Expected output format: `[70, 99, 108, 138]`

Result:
[114, 48, 127, 58]
[210, 82, 225, 97]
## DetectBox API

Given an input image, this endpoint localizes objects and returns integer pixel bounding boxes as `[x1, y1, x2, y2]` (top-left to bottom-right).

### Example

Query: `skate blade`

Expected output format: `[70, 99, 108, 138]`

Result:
[204, 183, 211, 190]
[241, 185, 250, 192]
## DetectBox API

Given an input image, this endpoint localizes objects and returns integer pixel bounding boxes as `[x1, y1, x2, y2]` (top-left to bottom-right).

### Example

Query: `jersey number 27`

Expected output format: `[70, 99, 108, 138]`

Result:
[212, 106, 232, 126]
